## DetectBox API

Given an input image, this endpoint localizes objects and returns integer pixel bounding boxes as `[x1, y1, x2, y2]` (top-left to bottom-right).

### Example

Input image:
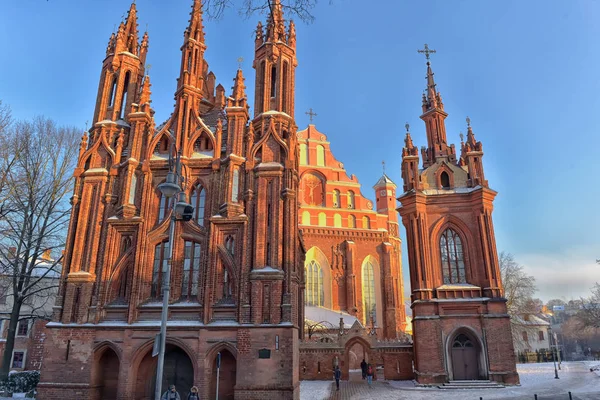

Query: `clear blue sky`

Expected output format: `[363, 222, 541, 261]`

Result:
[1, 0, 598, 301]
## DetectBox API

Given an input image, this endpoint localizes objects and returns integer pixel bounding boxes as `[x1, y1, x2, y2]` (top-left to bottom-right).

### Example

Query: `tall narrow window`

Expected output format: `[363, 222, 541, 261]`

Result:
[157, 192, 172, 223]
[440, 171, 450, 189]
[318, 212, 327, 227]
[108, 76, 118, 107]
[316, 145, 325, 166]
[440, 228, 466, 284]
[304, 260, 324, 306]
[231, 168, 240, 203]
[191, 184, 206, 226]
[301, 211, 311, 225]
[119, 71, 130, 119]
[347, 191, 355, 209]
[259, 61, 266, 113]
[362, 260, 376, 325]
[152, 241, 170, 298]
[116, 264, 131, 302]
[332, 189, 340, 208]
[282, 62, 289, 113]
[333, 214, 342, 227]
[182, 241, 201, 299]
[270, 65, 277, 98]
[225, 235, 235, 256]
[362, 216, 370, 229]
[223, 268, 233, 299]
[299, 144, 308, 165]
[348, 215, 356, 228]
[128, 174, 137, 204]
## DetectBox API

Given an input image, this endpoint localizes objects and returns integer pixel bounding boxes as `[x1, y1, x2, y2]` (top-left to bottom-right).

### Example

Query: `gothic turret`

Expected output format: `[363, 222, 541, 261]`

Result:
[418, 45, 456, 168]
[253, 0, 297, 117]
[400, 123, 421, 192]
[460, 117, 488, 187]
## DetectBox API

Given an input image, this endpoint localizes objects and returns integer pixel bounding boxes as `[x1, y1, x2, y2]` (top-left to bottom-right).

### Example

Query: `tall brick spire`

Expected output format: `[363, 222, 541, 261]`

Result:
[418, 47, 456, 168]
[115, 2, 140, 55]
[176, 0, 207, 93]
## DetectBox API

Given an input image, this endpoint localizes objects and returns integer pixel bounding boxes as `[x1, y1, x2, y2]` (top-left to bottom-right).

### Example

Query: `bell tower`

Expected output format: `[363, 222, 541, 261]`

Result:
[398, 45, 518, 385]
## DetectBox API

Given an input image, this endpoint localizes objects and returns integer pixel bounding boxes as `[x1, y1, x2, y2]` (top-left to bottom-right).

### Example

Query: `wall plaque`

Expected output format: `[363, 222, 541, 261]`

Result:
[258, 348, 271, 359]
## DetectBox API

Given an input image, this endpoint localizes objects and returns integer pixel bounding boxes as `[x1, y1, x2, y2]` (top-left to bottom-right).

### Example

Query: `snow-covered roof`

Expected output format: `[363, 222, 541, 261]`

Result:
[304, 306, 358, 329]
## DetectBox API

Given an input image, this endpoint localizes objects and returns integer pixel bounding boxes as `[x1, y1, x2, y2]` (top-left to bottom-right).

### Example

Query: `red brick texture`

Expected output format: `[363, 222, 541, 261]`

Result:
[399, 59, 519, 385]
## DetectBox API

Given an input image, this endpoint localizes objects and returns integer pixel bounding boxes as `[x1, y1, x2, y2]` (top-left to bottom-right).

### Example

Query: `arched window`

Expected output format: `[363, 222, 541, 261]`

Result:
[191, 184, 206, 226]
[316, 145, 325, 166]
[440, 228, 466, 284]
[151, 241, 170, 298]
[157, 192, 172, 224]
[362, 216, 370, 229]
[299, 143, 308, 165]
[301, 211, 311, 225]
[318, 212, 327, 227]
[231, 168, 240, 203]
[441, 171, 450, 189]
[347, 191, 355, 209]
[225, 235, 235, 256]
[119, 71, 130, 119]
[182, 241, 201, 299]
[333, 214, 342, 227]
[108, 76, 117, 107]
[362, 260, 376, 325]
[128, 174, 137, 204]
[332, 189, 340, 208]
[305, 260, 324, 306]
[270, 65, 277, 98]
[348, 215, 356, 228]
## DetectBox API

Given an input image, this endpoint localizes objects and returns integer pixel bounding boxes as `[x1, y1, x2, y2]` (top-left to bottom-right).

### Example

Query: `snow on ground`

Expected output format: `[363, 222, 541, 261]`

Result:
[300, 362, 600, 400]
[300, 380, 333, 400]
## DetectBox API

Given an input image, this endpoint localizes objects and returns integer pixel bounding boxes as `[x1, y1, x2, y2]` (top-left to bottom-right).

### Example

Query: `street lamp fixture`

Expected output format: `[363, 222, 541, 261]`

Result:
[154, 146, 192, 400]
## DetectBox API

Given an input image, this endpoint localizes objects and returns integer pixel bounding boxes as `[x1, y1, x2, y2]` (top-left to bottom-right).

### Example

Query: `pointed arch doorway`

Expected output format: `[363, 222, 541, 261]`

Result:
[449, 331, 483, 381]
[134, 344, 194, 399]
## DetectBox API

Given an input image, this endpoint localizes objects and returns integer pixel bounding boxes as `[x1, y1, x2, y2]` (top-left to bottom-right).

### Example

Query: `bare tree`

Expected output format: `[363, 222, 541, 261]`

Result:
[499, 252, 538, 316]
[204, 0, 329, 23]
[0, 116, 79, 382]
[578, 283, 600, 329]
[499, 252, 541, 348]
[304, 319, 336, 340]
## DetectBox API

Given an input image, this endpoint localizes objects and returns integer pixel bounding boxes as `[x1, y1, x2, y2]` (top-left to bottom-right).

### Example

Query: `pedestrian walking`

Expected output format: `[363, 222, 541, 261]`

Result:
[366, 364, 374, 388]
[161, 384, 181, 400]
[360, 359, 367, 380]
[187, 386, 199, 400]
[333, 365, 342, 391]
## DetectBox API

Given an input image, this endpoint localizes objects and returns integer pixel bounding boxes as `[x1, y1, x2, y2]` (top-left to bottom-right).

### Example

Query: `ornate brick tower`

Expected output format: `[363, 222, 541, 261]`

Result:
[398, 50, 519, 385]
[38, 1, 301, 399]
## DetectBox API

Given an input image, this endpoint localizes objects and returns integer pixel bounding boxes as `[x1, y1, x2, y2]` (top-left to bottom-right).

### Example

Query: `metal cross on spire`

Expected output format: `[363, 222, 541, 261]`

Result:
[382, 160, 386, 175]
[305, 108, 317, 123]
[417, 43, 436, 62]
[405, 122, 410, 132]
[237, 57, 244, 69]
[145, 64, 152, 76]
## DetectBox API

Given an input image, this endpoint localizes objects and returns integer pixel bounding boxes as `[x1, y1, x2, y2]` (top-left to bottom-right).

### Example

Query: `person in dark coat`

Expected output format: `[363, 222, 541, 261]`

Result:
[187, 386, 199, 400]
[161, 384, 181, 400]
[366, 364, 374, 388]
[333, 365, 342, 391]
[360, 359, 367, 379]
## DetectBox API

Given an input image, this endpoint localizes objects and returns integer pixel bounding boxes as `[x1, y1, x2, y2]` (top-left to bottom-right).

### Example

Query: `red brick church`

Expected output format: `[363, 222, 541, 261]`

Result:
[37, 1, 517, 399]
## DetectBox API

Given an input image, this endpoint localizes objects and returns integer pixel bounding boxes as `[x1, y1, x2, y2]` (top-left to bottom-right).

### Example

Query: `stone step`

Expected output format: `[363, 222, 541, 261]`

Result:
[439, 380, 505, 389]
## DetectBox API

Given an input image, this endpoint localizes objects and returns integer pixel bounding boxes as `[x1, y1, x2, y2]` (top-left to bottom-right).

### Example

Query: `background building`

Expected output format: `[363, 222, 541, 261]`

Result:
[298, 124, 407, 338]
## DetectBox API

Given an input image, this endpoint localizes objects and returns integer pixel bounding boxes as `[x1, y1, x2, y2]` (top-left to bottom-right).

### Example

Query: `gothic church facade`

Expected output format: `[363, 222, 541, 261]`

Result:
[39, 2, 303, 399]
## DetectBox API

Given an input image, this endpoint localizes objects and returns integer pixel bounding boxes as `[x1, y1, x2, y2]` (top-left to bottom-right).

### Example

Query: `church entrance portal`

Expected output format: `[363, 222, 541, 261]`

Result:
[450, 333, 479, 380]
[93, 347, 119, 400]
[135, 344, 194, 400]
[209, 349, 236, 400]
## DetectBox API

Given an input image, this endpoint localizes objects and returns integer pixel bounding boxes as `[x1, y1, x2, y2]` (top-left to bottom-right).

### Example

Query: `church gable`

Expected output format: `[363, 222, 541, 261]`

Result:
[420, 160, 469, 190]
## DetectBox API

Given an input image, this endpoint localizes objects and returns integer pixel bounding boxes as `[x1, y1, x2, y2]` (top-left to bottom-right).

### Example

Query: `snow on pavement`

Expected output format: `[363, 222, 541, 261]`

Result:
[300, 362, 600, 400]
